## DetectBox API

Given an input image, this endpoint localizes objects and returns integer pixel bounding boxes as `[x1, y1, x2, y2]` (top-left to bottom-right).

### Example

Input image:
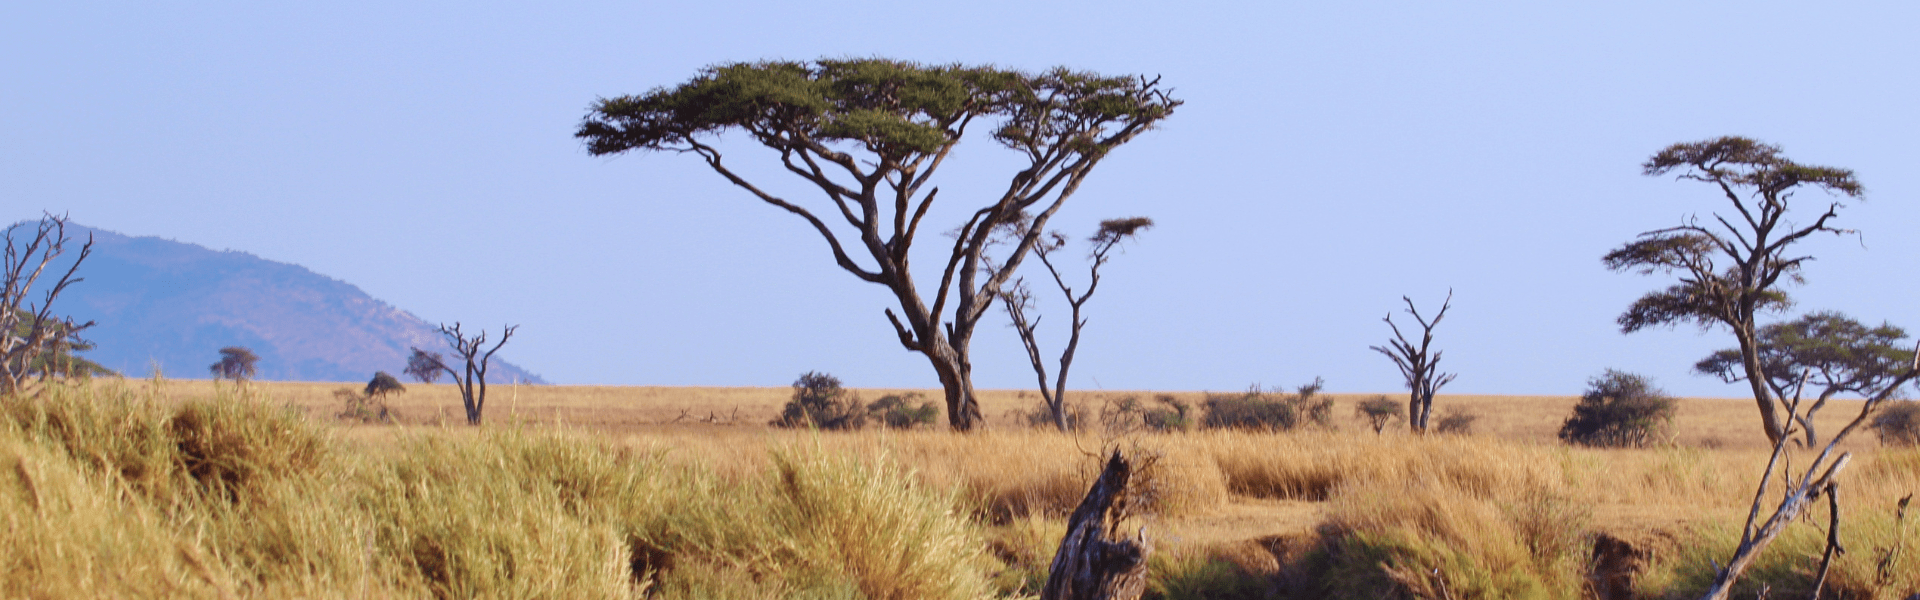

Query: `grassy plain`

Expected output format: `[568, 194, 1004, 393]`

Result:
[4, 378, 1916, 598]
[136, 379, 1888, 450]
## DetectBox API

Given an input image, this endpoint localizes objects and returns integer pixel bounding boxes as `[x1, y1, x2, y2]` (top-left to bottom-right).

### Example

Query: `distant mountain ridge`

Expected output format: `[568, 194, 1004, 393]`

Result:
[27, 222, 544, 384]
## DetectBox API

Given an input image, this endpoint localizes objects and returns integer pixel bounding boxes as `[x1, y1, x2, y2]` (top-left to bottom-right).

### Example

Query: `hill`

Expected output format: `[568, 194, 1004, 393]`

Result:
[21, 221, 544, 383]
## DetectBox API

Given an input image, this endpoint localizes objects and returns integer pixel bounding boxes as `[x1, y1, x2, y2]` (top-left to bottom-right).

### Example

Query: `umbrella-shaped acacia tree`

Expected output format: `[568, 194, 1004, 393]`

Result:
[578, 59, 1179, 431]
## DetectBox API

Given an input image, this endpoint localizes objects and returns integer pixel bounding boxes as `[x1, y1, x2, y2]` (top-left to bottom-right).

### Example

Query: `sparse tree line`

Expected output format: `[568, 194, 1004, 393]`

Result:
[581, 65, 1920, 596]
[2, 213, 524, 427]
[198, 323, 521, 427]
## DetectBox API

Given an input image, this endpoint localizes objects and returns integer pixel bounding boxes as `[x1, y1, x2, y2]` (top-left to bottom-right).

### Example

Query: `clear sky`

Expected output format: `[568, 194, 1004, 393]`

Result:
[5, 1, 1917, 397]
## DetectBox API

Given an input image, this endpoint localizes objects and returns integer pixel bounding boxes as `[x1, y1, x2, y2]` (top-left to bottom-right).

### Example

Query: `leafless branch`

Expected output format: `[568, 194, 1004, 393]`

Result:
[1, 213, 97, 397]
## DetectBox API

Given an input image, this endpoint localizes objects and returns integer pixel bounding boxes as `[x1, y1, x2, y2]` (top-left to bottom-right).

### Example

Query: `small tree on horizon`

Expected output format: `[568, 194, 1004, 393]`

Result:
[208, 346, 259, 382]
[1370, 291, 1457, 433]
[365, 371, 406, 401]
[771, 371, 868, 430]
[425, 323, 517, 426]
[1354, 395, 1403, 434]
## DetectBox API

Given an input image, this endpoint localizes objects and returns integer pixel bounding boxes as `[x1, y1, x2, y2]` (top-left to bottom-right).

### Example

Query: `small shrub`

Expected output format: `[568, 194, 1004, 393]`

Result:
[1293, 379, 1336, 429]
[1143, 395, 1193, 432]
[1354, 395, 1403, 434]
[1434, 406, 1478, 435]
[1201, 379, 1334, 432]
[1012, 400, 1088, 431]
[868, 393, 939, 430]
[1872, 401, 1920, 446]
[1201, 386, 1291, 431]
[336, 387, 393, 424]
[770, 371, 867, 430]
[1559, 370, 1676, 447]
[1096, 395, 1192, 433]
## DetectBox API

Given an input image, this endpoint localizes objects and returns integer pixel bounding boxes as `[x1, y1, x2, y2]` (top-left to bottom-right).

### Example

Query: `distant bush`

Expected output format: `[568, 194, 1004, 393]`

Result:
[1200, 379, 1334, 432]
[1433, 406, 1479, 435]
[1354, 395, 1403, 434]
[1559, 370, 1676, 448]
[1872, 401, 1920, 446]
[1012, 400, 1089, 431]
[771, 371, 868, 430]
[1143, 395, 1194, 432]
[335, 387, 393, 424]
[1098, 395, 1192, 433]
[868, 393, 940, 430]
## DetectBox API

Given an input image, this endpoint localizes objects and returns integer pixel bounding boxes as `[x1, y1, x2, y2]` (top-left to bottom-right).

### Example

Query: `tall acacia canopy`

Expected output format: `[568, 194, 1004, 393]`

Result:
[578, 59, 1179, 431]
[1605, 136, 1864, 444]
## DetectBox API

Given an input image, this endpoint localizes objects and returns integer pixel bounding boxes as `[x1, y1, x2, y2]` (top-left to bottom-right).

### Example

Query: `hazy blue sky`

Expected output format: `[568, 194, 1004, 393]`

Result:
[5, 1, 1916, 397]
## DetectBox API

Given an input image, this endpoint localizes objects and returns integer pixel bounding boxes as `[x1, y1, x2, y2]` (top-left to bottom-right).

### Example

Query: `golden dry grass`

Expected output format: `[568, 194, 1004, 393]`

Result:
[18, 378, 1917, 598]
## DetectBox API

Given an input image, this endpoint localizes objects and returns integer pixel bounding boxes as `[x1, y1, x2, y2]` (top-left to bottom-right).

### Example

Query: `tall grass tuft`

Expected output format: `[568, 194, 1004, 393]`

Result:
[1309, 475, 1592, 599]
[0, 381, 1001, 599]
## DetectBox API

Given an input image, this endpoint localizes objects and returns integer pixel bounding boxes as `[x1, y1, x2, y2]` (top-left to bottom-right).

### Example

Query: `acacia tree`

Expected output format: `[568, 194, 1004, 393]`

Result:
[404, 347, 446, 383]
[364, 371, 406, 401]
[1370, 292, 1457, 432]
[1, 214, 96, 396]
[1353, 395, 1404, 434]
[209, 346, 259, 382]
[1605, 136, 1864, 445]
[997, 216, 1153, 432]
[423, 323, 515, 425]
[10, 308, 112, 381]
[1695, 311, 1914, 447]
[578, 59, 1179, 431]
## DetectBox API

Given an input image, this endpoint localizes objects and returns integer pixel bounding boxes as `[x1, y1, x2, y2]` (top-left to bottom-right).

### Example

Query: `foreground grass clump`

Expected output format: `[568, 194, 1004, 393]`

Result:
[0, 382, 992, 599]
[1307, 476, 1592, 599]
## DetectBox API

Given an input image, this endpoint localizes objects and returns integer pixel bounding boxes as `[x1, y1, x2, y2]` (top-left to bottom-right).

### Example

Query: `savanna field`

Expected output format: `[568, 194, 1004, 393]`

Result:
[4, 378, 1917, 599]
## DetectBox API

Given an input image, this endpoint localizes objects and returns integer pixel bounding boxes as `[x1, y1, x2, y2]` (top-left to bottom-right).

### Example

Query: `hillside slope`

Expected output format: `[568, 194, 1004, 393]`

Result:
[28, 222, 543, 383]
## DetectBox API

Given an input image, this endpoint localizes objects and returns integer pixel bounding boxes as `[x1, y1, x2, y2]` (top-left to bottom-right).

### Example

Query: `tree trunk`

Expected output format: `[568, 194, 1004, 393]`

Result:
[1734, 324, 1788, 445]
[1408, 380, 1431, 433]
[1042, 451, 1150, 600]
[925, 342, 985, 431]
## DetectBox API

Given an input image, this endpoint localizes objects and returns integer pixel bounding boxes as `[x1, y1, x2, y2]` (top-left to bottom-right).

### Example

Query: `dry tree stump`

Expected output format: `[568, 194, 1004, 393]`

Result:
[1041, 450, 1152, 600]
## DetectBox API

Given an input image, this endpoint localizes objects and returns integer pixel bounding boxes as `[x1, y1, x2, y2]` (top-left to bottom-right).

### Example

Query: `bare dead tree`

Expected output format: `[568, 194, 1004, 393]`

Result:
[1371, 291, 1457, 432]
[1701, 343, 1920, 599]
[426, 322, 517, 425]
[580, 60, 1179, 431]
[1, 214, 95, 397]
[997, 217, 1153, 432]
